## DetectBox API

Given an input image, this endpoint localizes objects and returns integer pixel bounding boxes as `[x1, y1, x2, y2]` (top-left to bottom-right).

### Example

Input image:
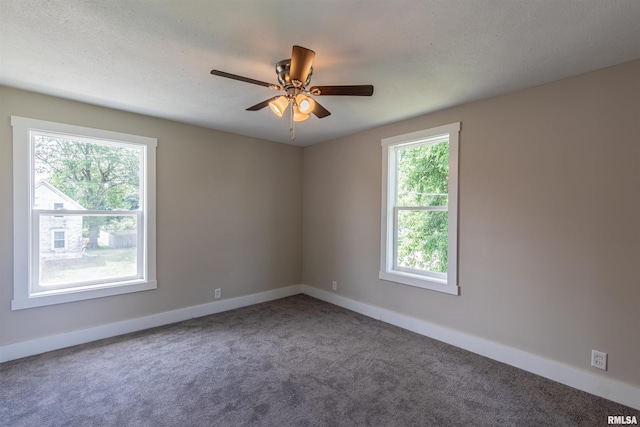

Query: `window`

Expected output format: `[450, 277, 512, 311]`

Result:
[52, 230, 66, 249]
[380, 122, 460, 295]
[12, 116, 157, 310]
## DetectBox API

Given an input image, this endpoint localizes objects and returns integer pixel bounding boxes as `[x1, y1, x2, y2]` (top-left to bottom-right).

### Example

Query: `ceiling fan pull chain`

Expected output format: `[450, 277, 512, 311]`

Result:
[290, 103, 296, 142]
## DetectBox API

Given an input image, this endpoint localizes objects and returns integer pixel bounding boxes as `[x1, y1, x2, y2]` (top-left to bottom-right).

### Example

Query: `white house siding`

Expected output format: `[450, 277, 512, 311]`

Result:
[38, 216, 84, 260]
[34, 181, 85, 261]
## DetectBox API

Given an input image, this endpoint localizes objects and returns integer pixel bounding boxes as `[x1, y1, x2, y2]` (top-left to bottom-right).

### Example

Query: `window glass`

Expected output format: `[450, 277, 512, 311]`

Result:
[396, 209, 448, 273]
[396, 141, 449, 207]
[38, 214, 139, 288]
[33, 133, 141, 215]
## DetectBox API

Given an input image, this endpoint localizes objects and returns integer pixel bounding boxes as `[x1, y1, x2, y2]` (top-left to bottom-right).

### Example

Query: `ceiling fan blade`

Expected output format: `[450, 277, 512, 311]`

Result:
[310, 85, 374, 96]
[289, 45, 315, 85]
[311, 100, 331, 118]
[211, 70, 273, 88]
[246, 97, 278, 111]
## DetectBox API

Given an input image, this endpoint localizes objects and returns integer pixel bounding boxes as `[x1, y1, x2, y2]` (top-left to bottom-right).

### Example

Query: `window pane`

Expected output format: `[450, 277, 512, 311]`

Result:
[39, 215, 139, 287]
[33, 133, 142, 211]
[396, 141, 449, 206]
[53, 231, 65, 249]
[396, 209, 448, 273]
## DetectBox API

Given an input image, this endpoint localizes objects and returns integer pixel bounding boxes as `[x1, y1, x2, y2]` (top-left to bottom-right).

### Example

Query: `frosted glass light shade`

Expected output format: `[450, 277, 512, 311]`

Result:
[295, 94, 315, 114]
[269, 96, 289, 117]
[293, 105, 309, 122]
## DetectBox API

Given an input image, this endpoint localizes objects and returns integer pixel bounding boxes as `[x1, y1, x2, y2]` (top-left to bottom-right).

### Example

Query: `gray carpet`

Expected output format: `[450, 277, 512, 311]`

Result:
[1, 295, 637, 426]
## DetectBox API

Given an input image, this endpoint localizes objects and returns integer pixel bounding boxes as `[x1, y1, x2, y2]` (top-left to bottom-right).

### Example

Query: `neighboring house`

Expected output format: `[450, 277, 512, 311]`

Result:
[34, 180, 85, 261]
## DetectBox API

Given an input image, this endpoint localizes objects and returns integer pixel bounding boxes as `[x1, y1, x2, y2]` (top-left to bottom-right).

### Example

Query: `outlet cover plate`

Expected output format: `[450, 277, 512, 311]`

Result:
[591, 350, 607, 370]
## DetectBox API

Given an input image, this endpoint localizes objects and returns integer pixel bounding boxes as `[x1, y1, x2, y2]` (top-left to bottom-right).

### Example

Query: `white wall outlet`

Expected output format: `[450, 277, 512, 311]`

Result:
[591, 350, 607, 370]
[332, 281, 337, 291]
[214, 288, 221, 299]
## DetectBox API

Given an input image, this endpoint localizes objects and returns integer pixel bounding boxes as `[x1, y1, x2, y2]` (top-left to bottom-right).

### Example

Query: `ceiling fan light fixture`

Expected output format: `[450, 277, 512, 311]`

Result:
[269, 96, 289, 117]
[293, 105, 309, 122]
[210, 45, 374, 140]
[295, 94, 315, 115]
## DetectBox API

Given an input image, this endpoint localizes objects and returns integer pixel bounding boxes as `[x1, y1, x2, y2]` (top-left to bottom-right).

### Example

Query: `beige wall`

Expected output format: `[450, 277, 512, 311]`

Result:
[2, 59, 639, 389]
[302, 59, 640, 387]
[0, 86, 303, 345]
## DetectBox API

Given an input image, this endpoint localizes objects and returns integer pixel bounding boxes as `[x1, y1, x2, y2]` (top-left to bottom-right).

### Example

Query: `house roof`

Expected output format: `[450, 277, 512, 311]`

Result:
[34, 180, 86, 210]
[2, 1, 640, 146]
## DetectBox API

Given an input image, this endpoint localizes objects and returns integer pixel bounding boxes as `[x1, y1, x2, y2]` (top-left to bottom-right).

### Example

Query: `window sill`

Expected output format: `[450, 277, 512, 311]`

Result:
[379, 270, 459, 295]
[11, 280, 157, 310]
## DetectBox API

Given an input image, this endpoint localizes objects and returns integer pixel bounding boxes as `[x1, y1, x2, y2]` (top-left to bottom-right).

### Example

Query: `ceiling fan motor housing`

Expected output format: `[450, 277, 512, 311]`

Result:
[276, 59, 313, 88]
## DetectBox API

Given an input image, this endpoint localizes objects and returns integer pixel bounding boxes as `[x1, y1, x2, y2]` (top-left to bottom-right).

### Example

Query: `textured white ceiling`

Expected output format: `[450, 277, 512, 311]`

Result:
[2, 0, 640, 146]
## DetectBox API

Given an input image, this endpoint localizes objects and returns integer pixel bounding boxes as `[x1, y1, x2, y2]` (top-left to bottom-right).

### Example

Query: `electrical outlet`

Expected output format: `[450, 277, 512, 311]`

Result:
[332, 281, 337, 291]
[214, 288, 221, 299]
[591, 350, 607, 370]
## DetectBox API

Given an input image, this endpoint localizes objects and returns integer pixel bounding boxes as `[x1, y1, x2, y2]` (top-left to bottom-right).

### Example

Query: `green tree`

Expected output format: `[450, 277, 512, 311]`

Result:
[34, 135, 140, 249]
[396, 141, 449, 273]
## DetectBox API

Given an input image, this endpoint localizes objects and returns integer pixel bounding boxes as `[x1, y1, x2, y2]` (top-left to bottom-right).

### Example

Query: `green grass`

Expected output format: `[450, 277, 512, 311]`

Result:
[41, 247, 137, 285]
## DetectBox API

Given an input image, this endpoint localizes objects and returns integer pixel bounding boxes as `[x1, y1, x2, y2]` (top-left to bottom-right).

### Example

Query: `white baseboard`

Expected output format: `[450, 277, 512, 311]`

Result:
[0, 284, 303, 363]
[301, 285, 640, 411]
[2, 283, 638, 410]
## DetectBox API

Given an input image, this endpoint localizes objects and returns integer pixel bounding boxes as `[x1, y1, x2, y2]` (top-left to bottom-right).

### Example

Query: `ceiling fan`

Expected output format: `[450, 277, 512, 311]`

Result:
[210, 45, 374, 140]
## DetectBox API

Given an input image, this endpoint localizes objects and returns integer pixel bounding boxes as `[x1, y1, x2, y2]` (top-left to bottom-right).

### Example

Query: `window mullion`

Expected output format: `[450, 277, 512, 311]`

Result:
[34, 209, 136, 215]
[395, 206, 448, 211]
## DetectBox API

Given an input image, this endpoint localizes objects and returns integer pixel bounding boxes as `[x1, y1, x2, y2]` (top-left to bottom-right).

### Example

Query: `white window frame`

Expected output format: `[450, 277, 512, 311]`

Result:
[12, 116, 157, 310]
[51, 229, 66, 250]
[380, 122, 460, 295]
